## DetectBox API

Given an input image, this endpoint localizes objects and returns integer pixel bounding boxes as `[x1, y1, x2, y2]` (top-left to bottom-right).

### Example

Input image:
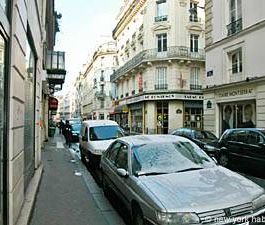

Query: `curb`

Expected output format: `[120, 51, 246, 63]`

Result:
[15, 164, 44, 225]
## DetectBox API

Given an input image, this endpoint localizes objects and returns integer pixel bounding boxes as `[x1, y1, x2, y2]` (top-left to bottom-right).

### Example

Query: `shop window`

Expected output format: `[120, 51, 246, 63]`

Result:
[156, 102, 168, 134]
[184, 102, 203, 129]
[221, 102, 256, 134]
[131, 107, 143, 134]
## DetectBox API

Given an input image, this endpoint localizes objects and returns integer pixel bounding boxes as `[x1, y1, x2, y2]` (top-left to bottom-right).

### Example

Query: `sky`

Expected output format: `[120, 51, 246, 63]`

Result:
[54, 0, 122, 94]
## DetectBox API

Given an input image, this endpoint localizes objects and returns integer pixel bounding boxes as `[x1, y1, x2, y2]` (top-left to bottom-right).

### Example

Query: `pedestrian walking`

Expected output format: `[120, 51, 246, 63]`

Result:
[58, 120, 65, 134]
[64, 120, 72, 147]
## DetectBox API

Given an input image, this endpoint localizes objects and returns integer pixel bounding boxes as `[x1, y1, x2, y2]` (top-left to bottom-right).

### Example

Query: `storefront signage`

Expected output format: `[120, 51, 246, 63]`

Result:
[144, 94, 204, 101]
[125, 93, 204, 104]
[217, 88, 254, 98]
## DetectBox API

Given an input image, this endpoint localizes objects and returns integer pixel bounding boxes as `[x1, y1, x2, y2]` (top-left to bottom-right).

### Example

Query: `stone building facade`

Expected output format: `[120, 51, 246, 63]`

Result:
[204, 0, 265, 137]
[111, 0, 206, 134]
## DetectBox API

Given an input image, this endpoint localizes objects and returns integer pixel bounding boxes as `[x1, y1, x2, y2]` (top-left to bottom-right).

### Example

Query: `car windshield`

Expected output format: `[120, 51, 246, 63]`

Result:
[72, 123, 81, 132]
[89, 126, 124, 141]
[194, 130, 217, 140]
[132, 141, 215, 176]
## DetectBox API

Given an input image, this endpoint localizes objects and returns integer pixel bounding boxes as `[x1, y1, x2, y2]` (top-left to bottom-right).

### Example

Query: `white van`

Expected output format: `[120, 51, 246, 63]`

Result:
[79, 120, 124, 167]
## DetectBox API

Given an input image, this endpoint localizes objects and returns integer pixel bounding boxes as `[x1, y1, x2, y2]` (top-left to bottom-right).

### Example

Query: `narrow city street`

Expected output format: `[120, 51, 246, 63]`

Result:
[29, 131, 125, 225]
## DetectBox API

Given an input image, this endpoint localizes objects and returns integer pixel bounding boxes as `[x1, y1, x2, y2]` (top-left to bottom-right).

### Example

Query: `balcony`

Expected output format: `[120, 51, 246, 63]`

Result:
[155, 84, 168, 90]
[227, 18, 242, 36]
[110, 46, 205, 82]
[155, 15, 168, 22]
[190, 84, 202, 90]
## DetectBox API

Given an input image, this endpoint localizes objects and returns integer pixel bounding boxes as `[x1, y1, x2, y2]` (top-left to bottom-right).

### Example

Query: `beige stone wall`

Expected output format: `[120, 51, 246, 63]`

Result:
[8, 0, 46, 224]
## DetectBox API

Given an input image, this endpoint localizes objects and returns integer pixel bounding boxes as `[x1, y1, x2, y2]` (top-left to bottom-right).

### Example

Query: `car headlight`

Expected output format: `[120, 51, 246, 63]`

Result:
[253, 194, 265, 211]
[156, 212, 200, 224]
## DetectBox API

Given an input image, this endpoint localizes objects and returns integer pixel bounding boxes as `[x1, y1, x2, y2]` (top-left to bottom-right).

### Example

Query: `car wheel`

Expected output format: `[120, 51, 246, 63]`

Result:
[219, 153, 229, 167]
[132, 205, 145, 225]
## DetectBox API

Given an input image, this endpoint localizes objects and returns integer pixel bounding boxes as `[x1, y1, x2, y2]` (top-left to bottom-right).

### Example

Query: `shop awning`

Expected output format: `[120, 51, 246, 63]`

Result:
[114, 105, 129, 113]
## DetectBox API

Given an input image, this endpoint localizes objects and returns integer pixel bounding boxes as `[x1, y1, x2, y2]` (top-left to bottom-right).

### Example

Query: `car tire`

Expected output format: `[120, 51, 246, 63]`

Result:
[132, 205, 145, 225]
[219, 153, 229, 167]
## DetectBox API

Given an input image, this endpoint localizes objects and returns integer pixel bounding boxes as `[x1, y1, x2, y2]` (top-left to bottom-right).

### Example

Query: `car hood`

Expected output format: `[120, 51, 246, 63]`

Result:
[139, 166, 264, 213]
[89, 139, 115, 150]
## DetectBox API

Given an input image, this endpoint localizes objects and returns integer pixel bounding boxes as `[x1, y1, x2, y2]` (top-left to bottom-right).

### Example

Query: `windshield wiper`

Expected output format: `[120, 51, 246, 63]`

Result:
[175, 167, 203, 173]
[137, 172, 169, 176]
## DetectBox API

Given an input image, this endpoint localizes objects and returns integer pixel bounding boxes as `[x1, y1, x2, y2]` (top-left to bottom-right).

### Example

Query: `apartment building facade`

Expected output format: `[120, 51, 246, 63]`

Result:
[81, 41, 117, 120]
[111, 0, 205, 134]
[204, 0, 265, 137]
[0, 0, 63, 224]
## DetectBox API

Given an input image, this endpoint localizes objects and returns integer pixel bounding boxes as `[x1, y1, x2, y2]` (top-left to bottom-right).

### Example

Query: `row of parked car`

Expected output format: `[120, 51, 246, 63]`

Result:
[73, 119, 265, 225]
[172, 127, 265, 179]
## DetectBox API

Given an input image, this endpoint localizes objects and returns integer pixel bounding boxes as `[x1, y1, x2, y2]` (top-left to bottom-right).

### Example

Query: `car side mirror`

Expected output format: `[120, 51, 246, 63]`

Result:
[117, 168, 128, 178]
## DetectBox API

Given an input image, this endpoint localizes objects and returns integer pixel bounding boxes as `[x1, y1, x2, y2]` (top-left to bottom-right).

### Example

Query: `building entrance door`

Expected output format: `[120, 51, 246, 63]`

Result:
[156, 102, 168, 134]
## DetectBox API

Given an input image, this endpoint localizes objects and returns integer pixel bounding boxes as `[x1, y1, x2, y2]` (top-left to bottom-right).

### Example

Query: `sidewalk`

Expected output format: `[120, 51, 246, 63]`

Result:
[29, 131, 124, 225]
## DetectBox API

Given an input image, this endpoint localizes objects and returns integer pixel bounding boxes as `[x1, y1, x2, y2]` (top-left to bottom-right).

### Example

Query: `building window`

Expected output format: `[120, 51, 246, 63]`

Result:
[189, 2, 198, 22]
[190, 67, 201, 90]
[190, 34, 199, 52]
[157, 33, 167, 52]
[155, 0, 168, 22]
[155, 67, 167, 90]
[24, 38, 36, 189]
[0, 0, 6, 13]
[231, 48, 242, 74]
[227, 0, 242, 35]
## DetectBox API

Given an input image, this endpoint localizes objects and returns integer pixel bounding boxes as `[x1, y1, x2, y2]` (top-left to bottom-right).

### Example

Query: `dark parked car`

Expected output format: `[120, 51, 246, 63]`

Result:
[70, 122, 81, 142]
[217, 128, 265, 178]
[171, 128, 219, 158]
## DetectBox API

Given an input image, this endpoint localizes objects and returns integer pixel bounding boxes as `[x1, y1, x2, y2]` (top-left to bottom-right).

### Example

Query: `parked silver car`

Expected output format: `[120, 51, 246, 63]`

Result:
[100, 135, 265, 225]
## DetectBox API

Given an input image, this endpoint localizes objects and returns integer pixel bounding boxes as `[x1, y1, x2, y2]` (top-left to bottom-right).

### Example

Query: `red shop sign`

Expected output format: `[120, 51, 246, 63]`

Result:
[49, 97, 58, 110]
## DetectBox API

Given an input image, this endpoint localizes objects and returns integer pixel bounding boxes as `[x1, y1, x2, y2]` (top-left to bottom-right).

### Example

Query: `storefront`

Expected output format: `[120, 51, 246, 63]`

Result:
[125, 92, 204, 134]
[204, 79, 265, 137]
[113, 104, 129, 131]
[184, 101, 203, 129]
[129, 103, 143, 134]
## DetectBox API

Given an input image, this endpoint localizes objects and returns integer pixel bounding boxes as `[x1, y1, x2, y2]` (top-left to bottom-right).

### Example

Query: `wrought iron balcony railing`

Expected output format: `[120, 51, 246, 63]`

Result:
[190, 84, 202, 90]
[155, 84, 168, 90]
[110, 46, 205, 82]
[227, 18, 242, 36]
[155, 15, 168, 22]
